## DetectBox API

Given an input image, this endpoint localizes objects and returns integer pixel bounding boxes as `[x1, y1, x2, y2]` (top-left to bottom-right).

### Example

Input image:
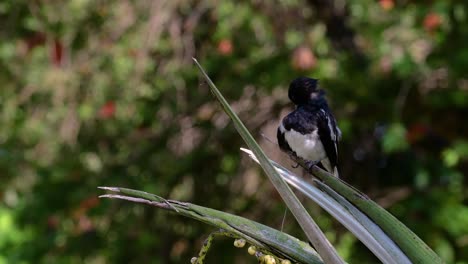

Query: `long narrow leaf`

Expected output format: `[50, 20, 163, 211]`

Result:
[294, 157, 443, 264]
[313, 180, 411, 264]
[193, 58, 344, 264]
[98, 187, 323, 264]
[241, 148, 411, 264]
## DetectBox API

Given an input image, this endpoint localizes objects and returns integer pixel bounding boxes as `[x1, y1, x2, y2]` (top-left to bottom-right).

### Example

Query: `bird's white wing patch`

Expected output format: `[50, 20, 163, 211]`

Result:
[323, 110, 336, 142]
[321, 109, 340, 154]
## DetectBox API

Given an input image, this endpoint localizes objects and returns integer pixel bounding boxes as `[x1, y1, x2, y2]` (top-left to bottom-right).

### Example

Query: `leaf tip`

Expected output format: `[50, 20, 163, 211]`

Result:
[240, 147, 252, 155]
[98, 186, 120, 192]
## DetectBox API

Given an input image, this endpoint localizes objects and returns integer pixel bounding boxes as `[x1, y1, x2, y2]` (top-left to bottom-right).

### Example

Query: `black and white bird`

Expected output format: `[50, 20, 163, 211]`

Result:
[277, 77, 341, 177]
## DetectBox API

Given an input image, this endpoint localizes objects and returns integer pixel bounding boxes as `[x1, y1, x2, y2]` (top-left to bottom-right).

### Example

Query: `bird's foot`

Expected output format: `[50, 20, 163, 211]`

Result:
[291, 162, 300, 169]
[305, 160, 319, 171]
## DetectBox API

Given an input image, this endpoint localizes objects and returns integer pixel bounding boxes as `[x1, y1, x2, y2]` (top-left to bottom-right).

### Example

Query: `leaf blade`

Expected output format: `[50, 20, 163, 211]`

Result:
[193, 58, 344, 264]
[99, 187, 323, 264]
[241, 148, 411, 264]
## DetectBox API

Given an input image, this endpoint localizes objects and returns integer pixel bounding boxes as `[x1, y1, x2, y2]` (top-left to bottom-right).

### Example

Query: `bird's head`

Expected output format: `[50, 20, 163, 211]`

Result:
[288, 77, 324, 105]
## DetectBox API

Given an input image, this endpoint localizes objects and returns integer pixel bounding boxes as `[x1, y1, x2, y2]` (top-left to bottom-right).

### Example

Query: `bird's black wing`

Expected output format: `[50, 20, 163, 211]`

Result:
[316, 110, 339, 173]
[277, 125, 292, 153]
[283, 109, 319, 133]
[277, 109, 318, 154]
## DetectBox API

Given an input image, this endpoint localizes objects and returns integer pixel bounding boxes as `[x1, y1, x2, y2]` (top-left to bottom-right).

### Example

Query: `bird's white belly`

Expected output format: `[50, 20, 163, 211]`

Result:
[284, 129, 326, 161]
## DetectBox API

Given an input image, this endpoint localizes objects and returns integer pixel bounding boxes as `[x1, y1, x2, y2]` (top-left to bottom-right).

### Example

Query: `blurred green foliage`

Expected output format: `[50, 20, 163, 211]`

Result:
[0, 0, 467, 263]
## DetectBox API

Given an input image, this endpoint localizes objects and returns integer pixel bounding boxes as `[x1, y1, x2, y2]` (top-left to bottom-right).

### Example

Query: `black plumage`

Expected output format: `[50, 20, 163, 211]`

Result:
[277, 77, 341, 177]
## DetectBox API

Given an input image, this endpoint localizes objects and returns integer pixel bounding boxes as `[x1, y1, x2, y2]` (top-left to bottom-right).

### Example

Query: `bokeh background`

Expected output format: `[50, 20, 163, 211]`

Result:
[1, 0, 467, 263]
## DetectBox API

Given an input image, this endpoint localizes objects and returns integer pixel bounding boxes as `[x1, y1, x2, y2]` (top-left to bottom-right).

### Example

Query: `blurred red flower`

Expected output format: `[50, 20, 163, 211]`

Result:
[217, 39, 233, 55]
[423, 13, 442, 31]
[99, 101, 116, 119]
[379, 0, 394, 11]
[50, 39, 64, 66]
[292, 46, 316, 71]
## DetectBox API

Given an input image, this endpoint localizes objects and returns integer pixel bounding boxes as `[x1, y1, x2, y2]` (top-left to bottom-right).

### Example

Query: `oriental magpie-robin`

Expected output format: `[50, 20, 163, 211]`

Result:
[277, 77, 341, 177]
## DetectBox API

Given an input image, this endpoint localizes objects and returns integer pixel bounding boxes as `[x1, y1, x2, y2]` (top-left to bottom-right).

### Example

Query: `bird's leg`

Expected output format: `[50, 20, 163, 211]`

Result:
[287, 152, 300, 168]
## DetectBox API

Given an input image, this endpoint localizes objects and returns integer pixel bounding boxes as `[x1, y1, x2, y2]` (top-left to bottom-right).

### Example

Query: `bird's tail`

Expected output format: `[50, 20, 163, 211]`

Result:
[320, 158, 339, 177]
